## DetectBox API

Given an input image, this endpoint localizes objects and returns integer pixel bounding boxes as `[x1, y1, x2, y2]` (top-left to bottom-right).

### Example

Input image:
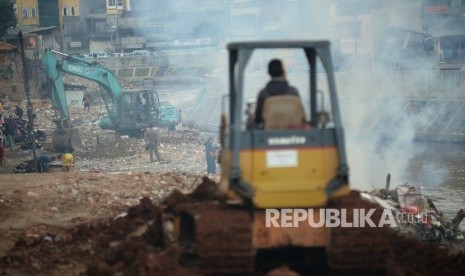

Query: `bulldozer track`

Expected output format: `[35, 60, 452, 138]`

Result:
[175, 191, 391, 275]
[177, 202, 256, 275]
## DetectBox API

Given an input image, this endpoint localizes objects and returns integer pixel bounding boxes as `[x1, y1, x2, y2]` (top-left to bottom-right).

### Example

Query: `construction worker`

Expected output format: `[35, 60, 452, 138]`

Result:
[36, 156, 55, 173]
[82, 93, 91, 112]
[4, 115, 17, 150]
[145, 127, 162, 162]
[254, 59, 301, 128]
[204, 137, 218, 175]
[59, 153, 74, 172]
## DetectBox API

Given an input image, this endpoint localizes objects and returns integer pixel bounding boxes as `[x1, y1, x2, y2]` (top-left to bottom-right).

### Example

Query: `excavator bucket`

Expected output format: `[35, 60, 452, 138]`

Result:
[52, 128, 82, 153]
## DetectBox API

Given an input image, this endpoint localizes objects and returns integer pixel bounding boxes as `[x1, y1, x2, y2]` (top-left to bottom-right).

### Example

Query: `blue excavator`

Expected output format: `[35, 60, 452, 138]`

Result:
[42, 49, 180, 152]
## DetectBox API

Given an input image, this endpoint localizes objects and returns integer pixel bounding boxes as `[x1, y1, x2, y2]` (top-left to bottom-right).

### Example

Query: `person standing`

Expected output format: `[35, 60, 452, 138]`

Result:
[4, 116, 17, 150]
[167, 121, 176, 138]
[82, 93, 91, 112]
[145, 127, 162, 162]
[204, 137, 218, 175]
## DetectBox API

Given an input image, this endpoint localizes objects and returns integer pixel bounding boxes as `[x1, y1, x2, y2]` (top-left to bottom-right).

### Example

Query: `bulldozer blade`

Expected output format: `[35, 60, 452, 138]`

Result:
[52, 128, 82, 153]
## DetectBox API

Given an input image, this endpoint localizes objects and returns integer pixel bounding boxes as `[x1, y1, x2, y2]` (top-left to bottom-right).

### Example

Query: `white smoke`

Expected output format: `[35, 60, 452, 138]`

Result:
[127, 0, 455, 190]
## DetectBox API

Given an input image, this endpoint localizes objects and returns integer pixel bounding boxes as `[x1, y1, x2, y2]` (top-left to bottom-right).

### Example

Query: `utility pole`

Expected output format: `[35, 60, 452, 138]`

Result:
[18, 31, 37, 170]
[353, 14, 358, 72]
[115, 13, 120, 53]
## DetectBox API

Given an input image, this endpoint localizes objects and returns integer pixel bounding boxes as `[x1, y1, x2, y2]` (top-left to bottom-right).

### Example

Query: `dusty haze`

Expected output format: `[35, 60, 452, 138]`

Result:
[131, 0, 445, 190]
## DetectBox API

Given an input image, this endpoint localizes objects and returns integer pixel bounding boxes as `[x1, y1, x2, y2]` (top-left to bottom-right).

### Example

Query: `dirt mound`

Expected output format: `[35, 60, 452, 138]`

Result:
[85, 180, 217, 276]
[163, 176, 218, 210]
[0, 195, 168, 275]
[3, 181, 465, 275]
[328, 190, 390, 274]
[388, 232, 465, 276]
[0, 178, 216, 275]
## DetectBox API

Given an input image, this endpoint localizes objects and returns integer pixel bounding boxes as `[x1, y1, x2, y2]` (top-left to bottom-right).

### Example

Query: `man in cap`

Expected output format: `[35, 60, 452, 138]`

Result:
[254, 59, 301, 128]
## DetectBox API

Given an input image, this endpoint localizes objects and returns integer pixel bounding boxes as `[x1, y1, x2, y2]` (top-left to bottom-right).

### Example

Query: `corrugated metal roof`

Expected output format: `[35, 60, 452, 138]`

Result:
[7, 25, 57, 35]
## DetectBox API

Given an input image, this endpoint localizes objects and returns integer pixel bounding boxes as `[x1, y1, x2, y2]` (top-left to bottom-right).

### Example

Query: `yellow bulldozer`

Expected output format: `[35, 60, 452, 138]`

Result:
[168, 41, 388, 275]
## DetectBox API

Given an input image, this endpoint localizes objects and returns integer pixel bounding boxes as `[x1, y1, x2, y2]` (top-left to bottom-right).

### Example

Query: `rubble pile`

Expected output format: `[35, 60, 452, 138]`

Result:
[6, 99, 210, 175]
[74, 140, 207, 174]
[158, 128, 204, 145]
[366, 184, 465, 252]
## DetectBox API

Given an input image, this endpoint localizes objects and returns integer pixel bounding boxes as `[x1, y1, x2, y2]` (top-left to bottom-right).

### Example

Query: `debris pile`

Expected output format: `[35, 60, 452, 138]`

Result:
[366, 183, 465, 252]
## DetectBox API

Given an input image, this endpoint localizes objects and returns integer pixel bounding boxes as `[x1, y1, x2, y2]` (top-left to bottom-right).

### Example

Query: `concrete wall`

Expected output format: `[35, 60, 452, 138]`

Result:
[0, 52, 38, 102]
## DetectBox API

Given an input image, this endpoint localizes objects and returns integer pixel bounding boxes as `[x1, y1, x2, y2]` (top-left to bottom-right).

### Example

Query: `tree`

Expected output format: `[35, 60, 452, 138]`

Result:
[0, 0, 17, 40]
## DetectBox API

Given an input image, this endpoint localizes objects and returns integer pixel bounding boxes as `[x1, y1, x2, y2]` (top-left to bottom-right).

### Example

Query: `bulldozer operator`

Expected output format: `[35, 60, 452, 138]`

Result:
[254, 59, 304, 129]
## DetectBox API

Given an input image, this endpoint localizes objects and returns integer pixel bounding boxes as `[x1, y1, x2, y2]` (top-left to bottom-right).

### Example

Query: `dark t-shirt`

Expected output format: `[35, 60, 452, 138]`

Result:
[4, 119, 17, 136]
[254, 79, 300, 126]
[37, 156, 51, 164]
[204, 141, 218, 159]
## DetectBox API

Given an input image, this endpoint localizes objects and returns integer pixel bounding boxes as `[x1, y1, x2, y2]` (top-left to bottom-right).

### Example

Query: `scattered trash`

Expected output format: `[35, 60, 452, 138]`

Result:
[42, 236, 53, 243]
[368, 181, 465, 251]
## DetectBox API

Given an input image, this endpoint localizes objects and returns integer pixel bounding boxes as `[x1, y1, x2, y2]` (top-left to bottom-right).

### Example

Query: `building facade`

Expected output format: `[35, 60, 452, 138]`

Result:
[11, 0, 465, 70]
[14, 0, 40, 26]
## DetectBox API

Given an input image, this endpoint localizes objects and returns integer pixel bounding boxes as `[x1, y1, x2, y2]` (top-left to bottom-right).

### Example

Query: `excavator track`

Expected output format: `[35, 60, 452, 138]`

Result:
[176, 202, 256, 275]
[327, 191, 390, 274]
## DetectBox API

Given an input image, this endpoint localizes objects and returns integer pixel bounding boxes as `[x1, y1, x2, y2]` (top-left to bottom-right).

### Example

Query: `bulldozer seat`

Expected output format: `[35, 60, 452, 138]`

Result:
[262, 95, 306, 130]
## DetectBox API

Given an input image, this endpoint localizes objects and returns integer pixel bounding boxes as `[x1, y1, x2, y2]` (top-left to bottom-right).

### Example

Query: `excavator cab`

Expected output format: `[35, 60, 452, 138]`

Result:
[118, 89, 161, 132]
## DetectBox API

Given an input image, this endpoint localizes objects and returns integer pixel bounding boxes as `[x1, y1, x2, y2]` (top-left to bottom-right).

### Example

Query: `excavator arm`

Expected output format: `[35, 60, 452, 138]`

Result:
[42, 49, 72, 130]
[42, 49, 122, 129]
